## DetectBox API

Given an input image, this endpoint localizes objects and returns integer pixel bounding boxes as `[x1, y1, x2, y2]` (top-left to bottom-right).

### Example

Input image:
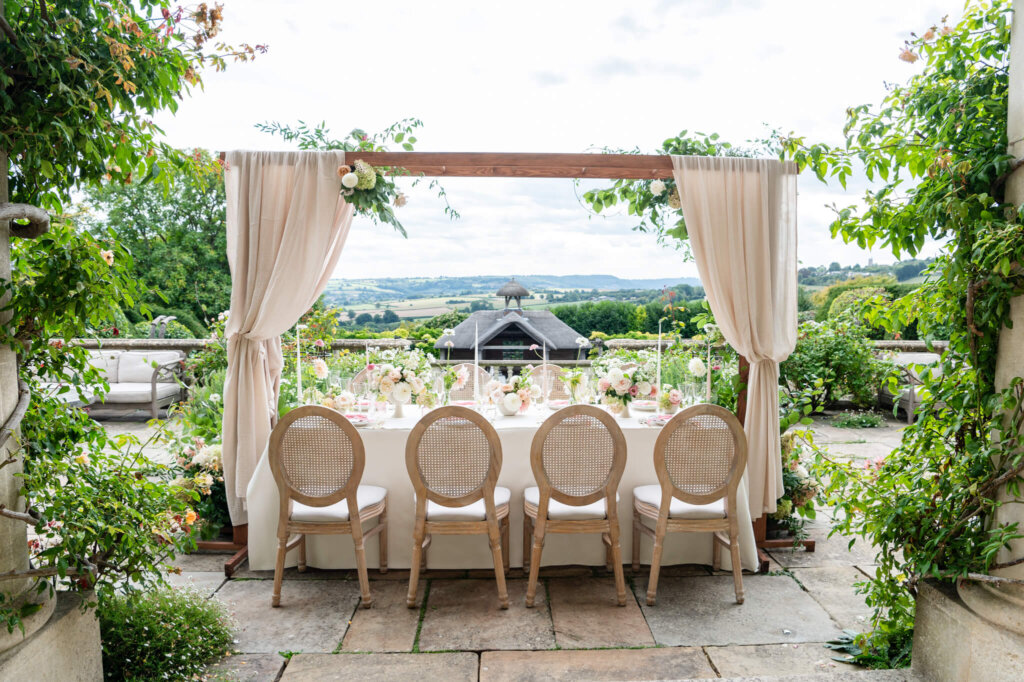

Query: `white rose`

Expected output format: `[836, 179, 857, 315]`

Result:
[688, 357, 707, 378]
[341, 172, 359, 189]
[389, 368, 402, 382]
[502, 392, 522, 413]
[334, 391, 355, 410]
[391, 381, 412, 403]
[410, 377, 425, 394]
[637, 381, 652, 397]
[613, 377, 631, 395]
[650, 179, 666, 196]
[379, 376, 395, 395]
[795, 465, 809, 479]
[608, 368, 625, 384]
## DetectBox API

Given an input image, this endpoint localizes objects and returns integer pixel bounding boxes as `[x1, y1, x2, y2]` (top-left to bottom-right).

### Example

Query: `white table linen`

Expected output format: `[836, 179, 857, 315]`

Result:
[246, 408, 759, 572]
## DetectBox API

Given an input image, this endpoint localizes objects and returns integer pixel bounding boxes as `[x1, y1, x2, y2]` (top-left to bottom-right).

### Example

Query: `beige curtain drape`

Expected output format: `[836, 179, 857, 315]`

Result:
[222, 150, 354, 523]
[671, 155, 798, 517]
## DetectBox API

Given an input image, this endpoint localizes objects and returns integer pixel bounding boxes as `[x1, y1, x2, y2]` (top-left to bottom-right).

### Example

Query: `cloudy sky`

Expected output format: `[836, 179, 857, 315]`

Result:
[154, 0, 952, 280]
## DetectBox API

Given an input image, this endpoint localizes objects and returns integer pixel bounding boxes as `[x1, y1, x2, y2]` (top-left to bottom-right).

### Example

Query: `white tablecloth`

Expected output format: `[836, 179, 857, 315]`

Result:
[246, 408, 759, 572]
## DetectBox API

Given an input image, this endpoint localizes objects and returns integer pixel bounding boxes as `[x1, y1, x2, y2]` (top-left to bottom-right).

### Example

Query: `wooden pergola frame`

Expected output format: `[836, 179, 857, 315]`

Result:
[212, 150, 805, 574]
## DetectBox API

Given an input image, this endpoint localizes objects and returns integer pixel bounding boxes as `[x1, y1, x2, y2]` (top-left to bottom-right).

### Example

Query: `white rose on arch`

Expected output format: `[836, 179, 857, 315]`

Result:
[341, 172, 359, 189]
[650, 179, 666, 197]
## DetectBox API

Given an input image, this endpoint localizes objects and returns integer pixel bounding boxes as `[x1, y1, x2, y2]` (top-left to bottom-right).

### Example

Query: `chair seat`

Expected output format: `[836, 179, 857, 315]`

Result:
[290, 485, 387, 523]
[422, 486, 511, 521]
[524, 486, 619, 520]
[632, 484, 726, 519]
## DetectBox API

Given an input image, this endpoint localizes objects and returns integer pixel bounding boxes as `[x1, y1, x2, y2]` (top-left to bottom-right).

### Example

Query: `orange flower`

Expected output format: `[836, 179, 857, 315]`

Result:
[185, 509, 198, 525]
[899, 48, 919, 63]
[337, 165, 352, 179]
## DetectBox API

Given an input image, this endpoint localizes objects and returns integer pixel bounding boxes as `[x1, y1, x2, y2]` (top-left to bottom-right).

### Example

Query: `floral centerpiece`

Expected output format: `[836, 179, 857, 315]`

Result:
[486, 371, 541, 416]
[593, 352, 658, 417]
[658, 386, 683, 413]
[443, 364, 469, 402]
[369, 348, 435, 417]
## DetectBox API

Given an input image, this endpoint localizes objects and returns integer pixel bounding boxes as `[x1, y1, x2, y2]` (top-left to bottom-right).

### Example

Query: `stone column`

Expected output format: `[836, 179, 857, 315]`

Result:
[956, 0, 1024, 636]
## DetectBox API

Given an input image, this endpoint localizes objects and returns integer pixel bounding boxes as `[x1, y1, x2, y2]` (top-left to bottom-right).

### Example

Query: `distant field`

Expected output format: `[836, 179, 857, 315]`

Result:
[339, 293, 573, 320]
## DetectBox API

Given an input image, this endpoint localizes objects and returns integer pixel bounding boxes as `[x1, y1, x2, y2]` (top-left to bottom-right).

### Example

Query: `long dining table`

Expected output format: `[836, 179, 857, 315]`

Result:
[245, 405, 759, 572]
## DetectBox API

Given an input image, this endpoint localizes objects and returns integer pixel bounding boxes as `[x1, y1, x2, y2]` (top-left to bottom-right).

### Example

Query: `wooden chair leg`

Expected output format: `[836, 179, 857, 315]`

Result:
[501, 516, 510, 575]
[420, 534, 429, 572]
[525, 522, 545, 608]
[272, 535, 288, 607]
[603, 532, 614, 573]
[522, 514, 532, 575]
[352, 531, 373, 609]
[712, 531, 722, 572]
[378, 508, 388, 574]
[647, 522, 667, 606]
[729, 527, 744, 604]
[407, 518, 425, 609]
[607, 522, 627, 607]
[632, 508, 641, 572]
[297, 535, 307, 573]
[487, 517, 510, 609]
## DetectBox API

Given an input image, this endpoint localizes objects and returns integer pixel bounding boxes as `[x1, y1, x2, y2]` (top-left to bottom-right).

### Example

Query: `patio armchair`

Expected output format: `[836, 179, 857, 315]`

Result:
[632, 404, 747, 605]
[87, 349, 187, 418]
[405, 406, 510, 610]
[268, 405, 388, 608]
[524, 405, 628, 607]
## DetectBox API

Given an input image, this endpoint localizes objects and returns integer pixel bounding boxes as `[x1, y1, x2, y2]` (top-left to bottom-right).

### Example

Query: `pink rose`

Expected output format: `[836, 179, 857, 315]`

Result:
[629, 385, 639, 397]
[367, 363, 376, 370]
[598, 378, 611, 392]
[650, 385, 658, 396]
[668, 389, 682, 405]
[314, 339, 325, 348]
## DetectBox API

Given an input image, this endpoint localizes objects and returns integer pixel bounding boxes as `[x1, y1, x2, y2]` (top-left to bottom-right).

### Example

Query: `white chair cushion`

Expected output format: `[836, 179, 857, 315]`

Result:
[117, 351, 182, 383]
[290, 485, 388, 523]
[524, 486, 619, 520]
[87, 350, 122, 383]
[423, 486, 511, 522]
[633, 484, 726, 519]
[100, 382, 180, 404]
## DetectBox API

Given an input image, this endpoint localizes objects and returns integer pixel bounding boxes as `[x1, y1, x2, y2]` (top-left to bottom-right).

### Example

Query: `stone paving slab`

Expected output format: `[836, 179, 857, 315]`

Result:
[769, 528, 879, 569]
[479, 647, 715, 681]
[790, 566, 873, 630]
[215, 579, 361, 654]
[171, 551, 233, 573]
[281, 652, 479, 681]
[634, 575, 841, 647]
[705, 642, 858, 677]
[547, 577, 653, 649]
[417, 579, 555, 652]
[203, 653, 285, 681]
[166, 570, 225, 598]
[233, 564, 356, 581]
[341, 580, 424, 652]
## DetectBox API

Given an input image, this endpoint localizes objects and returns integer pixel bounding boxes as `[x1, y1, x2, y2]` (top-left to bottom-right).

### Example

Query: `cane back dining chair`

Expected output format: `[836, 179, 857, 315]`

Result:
[531, 364, 571, 401]
[268, 406, 388, 608]
[405, 406, 511, 609]
[447, 363, 493, 402]
[524, 405, 628, 607]
[349, 367, 372, 396]
[632, 404, 747, 605]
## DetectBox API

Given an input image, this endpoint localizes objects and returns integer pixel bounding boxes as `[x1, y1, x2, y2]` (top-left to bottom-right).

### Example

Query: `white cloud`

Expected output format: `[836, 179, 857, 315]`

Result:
[153, 0, 958, 279]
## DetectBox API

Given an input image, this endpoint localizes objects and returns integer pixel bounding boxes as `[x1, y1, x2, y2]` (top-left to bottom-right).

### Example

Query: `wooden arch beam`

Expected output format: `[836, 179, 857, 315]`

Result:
[219, 151, 674, 179]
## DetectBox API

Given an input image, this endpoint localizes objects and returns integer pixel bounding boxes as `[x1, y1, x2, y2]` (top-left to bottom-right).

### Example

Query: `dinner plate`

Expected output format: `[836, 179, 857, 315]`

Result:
[642, 414, 673, 427]
[343, 413, 372, 428]
[632, 400, 658, 412]
[547, 399, 569, 410]
[452, 400, 476, 407]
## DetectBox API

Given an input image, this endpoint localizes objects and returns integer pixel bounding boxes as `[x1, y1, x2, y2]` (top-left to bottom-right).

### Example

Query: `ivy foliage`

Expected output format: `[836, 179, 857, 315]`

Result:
[779, 0, 1024, 666]
[0, 0, 264, 212]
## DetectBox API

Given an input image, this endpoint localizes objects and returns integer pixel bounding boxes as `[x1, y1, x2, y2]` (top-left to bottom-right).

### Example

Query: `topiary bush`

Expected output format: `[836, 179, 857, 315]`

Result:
[99, 587, 235, 682]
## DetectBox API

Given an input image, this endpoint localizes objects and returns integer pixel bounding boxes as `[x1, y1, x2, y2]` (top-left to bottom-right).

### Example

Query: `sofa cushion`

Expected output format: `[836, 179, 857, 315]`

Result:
[117, 351, 182, 384]
[87, 350, 122, 383]
[100, 382, 180, 404]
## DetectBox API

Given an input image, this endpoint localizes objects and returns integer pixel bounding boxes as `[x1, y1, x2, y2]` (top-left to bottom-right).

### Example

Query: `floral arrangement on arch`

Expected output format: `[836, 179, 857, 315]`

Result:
[370, 348, 436, 407]
[770, 430, 820, 538]
[486, 370, 541, 414]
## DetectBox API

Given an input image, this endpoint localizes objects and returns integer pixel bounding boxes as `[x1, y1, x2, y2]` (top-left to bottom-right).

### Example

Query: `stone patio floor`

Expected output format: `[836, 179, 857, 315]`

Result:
[145, 413, 918, 680]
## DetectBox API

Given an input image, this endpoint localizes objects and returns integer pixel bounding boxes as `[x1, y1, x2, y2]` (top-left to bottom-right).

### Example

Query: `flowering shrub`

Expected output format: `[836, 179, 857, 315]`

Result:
[99, 586, 234, 682]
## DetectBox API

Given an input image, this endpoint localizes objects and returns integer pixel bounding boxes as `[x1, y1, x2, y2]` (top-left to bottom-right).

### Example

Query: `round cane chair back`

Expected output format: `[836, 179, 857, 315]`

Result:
[532, 364, 570, 401]
[531, 405, 626, 506]
[268, 405, 365, 508]
[349, 367, 372, 395]
[406, 406, 502, 506]
[654, 404, 747, 505]
[447, 363, 491, 401]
